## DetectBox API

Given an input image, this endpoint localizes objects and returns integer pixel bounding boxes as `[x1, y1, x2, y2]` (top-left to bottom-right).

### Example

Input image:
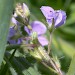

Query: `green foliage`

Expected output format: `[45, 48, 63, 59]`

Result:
[67, 54, 75, 75]
[0, 0, 75, 75]
[4, 51, 42, 75]
[0, 0, 14, 66]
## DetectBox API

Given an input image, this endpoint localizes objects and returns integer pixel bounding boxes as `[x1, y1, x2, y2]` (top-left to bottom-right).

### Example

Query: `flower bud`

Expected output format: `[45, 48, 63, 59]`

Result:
[30, 48, 42, 61]
[23, 3, 30, 18]
[15, 3, 30, 18]
[30, 46, 50, 62]
[38, 46, 50, 62]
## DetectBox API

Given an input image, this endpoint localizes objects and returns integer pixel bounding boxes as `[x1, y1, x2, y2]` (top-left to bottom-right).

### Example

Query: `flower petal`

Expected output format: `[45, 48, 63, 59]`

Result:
[31, 21, 47, 35]
[38, 36, 48, 46]
[24, 26, 31, 35]
[40, 6, 54, 19]
[23, 3, 30, 17]
[8, 27, 16, 38]
[46, 19, 53, 27]
[55, 10, 66, 27]
[8, 39, 17, 44]
[8, 27, 17, 44]
[17, 38, 22, 44]
[11, 17, 17, 25]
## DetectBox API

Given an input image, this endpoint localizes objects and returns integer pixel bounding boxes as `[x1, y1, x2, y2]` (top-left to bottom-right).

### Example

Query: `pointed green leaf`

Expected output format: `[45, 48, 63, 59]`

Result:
[27, 67, 41, 75]
[9, 67, 18, 75]
[66, 54, 75, 75]
[0, 0, 14, 65]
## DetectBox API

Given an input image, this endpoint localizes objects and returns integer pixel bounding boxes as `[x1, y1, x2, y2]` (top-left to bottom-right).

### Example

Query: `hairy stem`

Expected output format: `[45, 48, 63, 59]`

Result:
[41, 61, 57, 73]
[48, 32, 53, 54]
[47, 32, 62, 75]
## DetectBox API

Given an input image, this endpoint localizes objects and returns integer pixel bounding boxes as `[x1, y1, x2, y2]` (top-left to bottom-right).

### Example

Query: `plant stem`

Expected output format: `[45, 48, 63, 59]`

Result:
[47, 32, 62, 75]
[48, 32, 53, 54]
[36, 47, 57, 74]
[41, 61, 57, 73]
[37, 46, 62, 75]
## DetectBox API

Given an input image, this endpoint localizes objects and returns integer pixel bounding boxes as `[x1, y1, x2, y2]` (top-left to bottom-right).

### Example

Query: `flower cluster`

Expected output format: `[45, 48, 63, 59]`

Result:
[8, 3, 66, 47]
[40, 6, 66, 28]
[24, 21, 48, 46]
[8, 3, 48, 46]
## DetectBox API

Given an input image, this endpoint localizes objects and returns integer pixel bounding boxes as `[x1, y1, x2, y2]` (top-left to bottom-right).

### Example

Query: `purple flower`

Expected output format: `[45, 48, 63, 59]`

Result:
[8, 26, 23, 44]
[40, 6, 66, 28]
[8, 18, 22, 44]
[24, 21, 48, 46]
[11, 17, 18, 25]
[8, 26, 17, 44]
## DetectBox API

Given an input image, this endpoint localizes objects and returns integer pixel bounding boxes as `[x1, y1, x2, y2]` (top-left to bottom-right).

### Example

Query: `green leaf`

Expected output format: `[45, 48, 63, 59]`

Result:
[0, 0, 14, 65]
[27, 67, 41, 75]
[66, 54, 75, 75]
[9, 67, 18, 75]
[58, 39, 75, 58]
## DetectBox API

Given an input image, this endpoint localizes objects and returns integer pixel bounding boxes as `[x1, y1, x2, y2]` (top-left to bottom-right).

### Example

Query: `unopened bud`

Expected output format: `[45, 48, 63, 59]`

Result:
[30, 46, 50, 62]
[38, 46, 50, 62]
[15, 3, 30, 18]
[23, 3, 30, 17]
[30, 48, 42, 61]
